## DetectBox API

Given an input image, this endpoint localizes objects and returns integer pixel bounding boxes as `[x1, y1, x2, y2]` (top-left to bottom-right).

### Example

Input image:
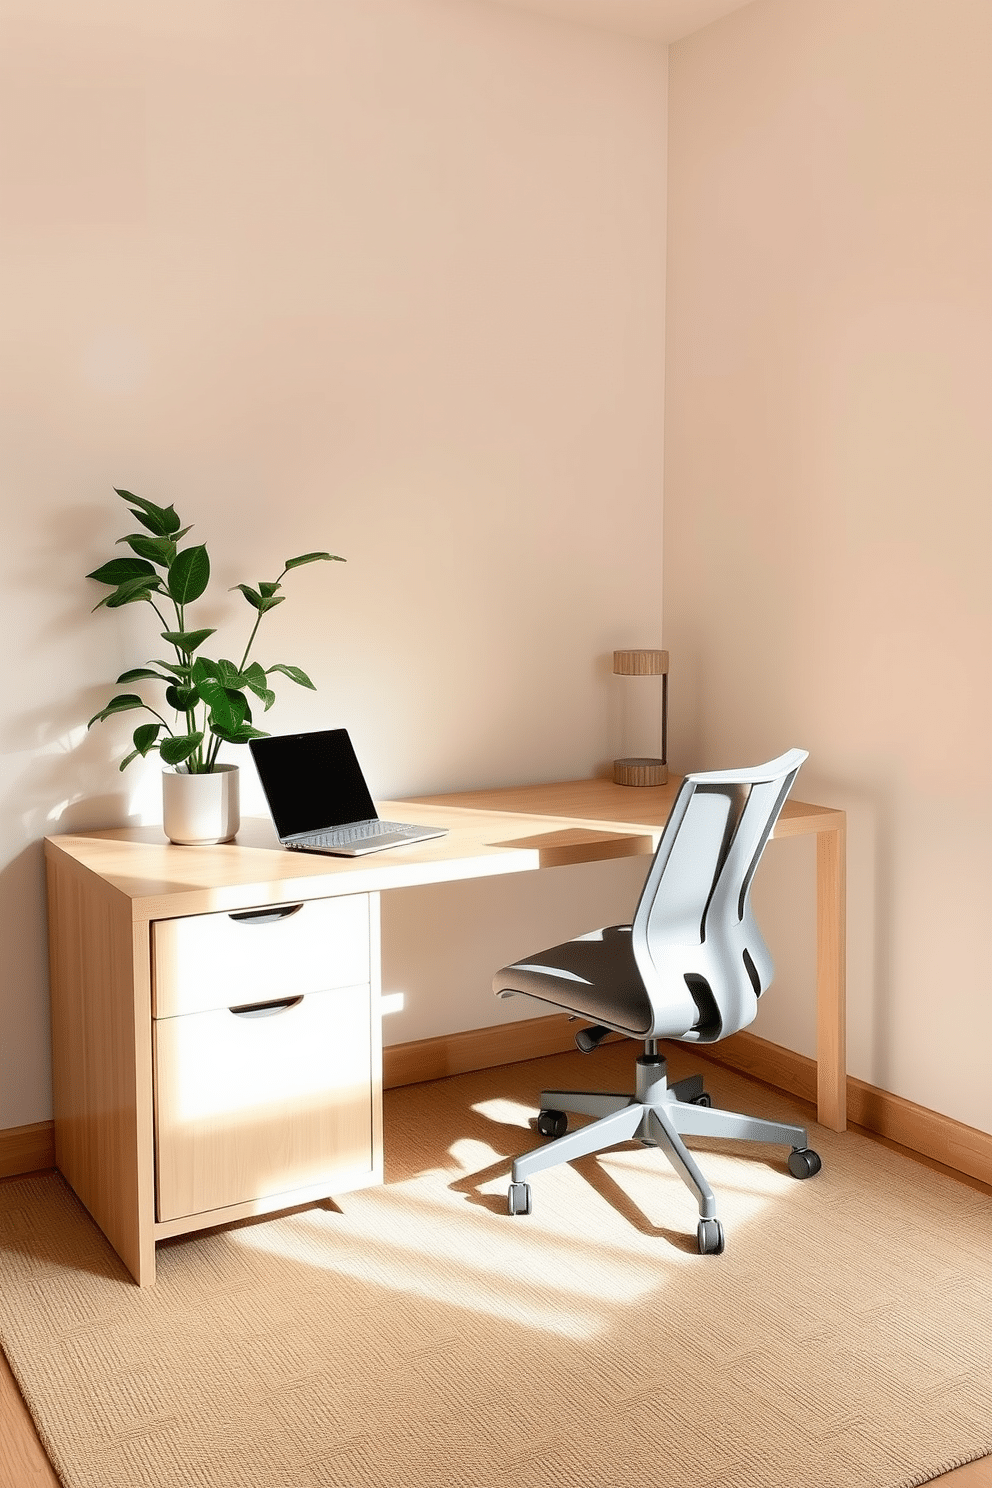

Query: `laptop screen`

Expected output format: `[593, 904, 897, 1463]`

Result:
[249, 729, 378, 838]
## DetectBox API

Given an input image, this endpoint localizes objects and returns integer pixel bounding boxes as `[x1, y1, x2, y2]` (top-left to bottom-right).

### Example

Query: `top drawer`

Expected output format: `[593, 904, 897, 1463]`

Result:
[152, 894, 370, 1018]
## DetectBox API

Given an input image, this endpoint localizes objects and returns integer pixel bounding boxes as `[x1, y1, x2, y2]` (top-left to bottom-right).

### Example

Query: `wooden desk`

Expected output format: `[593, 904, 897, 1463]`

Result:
[45, 776, 844, 1285]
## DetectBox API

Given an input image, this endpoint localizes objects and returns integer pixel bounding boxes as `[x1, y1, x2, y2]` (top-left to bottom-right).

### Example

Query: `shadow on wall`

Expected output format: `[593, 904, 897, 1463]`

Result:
[0, 718, 156, 1125]
[7, 697, 158, 837]
[9, 496, 172, 841]
[0, 843, 57, 1120]
[0, 498, 170, 1122]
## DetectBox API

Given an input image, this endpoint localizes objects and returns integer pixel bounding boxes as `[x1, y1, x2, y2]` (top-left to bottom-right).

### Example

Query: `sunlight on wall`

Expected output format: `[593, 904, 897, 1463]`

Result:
[42, 733, 163, 831]
[1, 0, 668, 1133]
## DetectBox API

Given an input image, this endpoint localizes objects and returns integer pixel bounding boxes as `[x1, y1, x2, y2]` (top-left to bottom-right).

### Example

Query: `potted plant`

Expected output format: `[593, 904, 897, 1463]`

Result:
[87, 487, 342, 844]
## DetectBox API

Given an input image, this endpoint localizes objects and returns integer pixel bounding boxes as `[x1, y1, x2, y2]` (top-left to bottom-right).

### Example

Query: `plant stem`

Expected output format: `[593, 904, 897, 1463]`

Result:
[205, 733, 224, 772]
[144, 706, 174, 733]
[148, 596, 171, 632]
[237, 566, 288, 673]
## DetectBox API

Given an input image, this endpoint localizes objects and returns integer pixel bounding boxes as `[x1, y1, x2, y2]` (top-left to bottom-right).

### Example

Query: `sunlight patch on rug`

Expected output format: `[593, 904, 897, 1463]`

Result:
[470, 1096, 539, 1128]
[227, 1125, 786, 1342]
[228, 1150, 669, 1338]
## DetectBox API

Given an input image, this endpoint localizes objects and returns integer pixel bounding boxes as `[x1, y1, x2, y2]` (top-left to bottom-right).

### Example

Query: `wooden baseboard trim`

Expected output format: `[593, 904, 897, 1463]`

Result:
[383, 1014, 582, 1089]
[682, 1030, 992, 1188]
[385, 1020, 992, 1189]
[7, 1030, 989, 1190]
[0, 1120, 55, 1181]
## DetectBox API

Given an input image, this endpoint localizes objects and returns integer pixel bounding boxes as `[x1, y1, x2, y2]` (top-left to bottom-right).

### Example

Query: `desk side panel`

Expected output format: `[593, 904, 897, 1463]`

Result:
[369, 891, 383, 1182]
[816, 819, 848, 1130]
[46, 845, 155, 1283]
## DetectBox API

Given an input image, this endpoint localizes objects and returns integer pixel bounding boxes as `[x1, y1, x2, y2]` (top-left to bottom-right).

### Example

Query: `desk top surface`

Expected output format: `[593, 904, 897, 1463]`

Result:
[412, 775, 843, 836]
[44, 775, 843, 922]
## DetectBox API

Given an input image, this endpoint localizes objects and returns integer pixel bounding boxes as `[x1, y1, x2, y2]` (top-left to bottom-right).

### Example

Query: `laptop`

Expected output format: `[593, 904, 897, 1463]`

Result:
[249, 728, 448, 857]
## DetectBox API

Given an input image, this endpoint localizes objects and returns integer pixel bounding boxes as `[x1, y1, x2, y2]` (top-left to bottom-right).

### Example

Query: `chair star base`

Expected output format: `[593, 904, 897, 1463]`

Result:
[507, 1052, 819, 1252]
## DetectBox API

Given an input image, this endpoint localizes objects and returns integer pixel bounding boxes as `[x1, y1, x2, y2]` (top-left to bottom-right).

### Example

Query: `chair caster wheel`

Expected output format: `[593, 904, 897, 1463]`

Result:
[697, 1217, 725, 1255]
[537, 1109, 568, 1139]
[788, 1147, 822, 1179]
[508, 1182, 532, 1216]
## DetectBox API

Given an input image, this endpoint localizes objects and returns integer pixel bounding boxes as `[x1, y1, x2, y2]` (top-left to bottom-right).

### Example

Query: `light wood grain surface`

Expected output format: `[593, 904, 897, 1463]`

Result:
[0, 1349, 60, 1488]
[44, 801, 653, 924]
[408, 773, 844, 838]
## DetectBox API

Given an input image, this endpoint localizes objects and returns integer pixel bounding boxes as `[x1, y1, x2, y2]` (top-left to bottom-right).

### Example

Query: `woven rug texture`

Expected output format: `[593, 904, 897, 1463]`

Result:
[1, 1047, 991, 1488]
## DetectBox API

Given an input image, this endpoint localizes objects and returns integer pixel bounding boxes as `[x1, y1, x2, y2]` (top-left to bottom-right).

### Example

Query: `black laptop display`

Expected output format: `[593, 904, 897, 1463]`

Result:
[249, 729, 447, 857]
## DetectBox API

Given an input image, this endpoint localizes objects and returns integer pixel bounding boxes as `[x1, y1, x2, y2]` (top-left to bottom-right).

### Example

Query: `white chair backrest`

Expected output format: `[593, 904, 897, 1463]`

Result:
[630, 749, 808, 1044]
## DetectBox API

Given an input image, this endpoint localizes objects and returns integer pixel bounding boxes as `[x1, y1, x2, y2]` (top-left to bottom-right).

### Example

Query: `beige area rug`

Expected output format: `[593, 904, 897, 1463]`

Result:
[1, 1047, 991, 1488]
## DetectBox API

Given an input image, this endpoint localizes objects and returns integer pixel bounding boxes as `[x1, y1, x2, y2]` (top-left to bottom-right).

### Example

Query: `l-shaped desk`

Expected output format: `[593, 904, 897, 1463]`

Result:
[45, 775, 845, 1285]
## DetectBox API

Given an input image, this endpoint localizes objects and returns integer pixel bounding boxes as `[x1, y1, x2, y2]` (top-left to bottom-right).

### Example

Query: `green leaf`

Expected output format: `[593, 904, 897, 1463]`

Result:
[88, 694, 145, 728]
[266, 662, 315, 689]
[230, 584, 283, 613]
[194, 676, 236, 728]
[190, 657, 219, 686]
[284, 551, 345, 569]
[158, 507, 182, 534]
[115, 489, 183, 536]
[117, 533, 177, 567]
[165, 683, 198, 712]
[242, 662, 276, 710]
[201, 685, 251, 734]
[160, 732, 204, 766]
[97, 574, 162, 610]
[116, 668, 169, 683]
[151, 659, 191, 679]
[86, 557, 156, 587]
[117, 720, 164, 768]
[114, 487, 161, 514]
[161, 627, 216, 654]
[132, 722, 162, 754]
[213, 659, 245, 689]
[210, 723, 269, 744]
[168, 544, 210, 605]
[131, 510, 169, 537]
[225, 689, 250, 727]
[258, 581, 282, 599]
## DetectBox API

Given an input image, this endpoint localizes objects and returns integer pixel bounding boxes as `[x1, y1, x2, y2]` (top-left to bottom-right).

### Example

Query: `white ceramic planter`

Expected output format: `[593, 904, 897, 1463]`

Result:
[162, 764, 240, 845]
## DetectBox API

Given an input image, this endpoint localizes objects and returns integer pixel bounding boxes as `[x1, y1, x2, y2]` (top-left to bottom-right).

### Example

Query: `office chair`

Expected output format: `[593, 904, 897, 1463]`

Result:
[493, 749, 821, 1254]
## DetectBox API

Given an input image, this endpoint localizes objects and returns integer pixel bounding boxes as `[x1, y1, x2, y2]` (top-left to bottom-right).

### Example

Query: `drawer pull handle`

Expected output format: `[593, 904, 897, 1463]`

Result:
[228, 904, 304, 925]
[229, 996, 304, 1019]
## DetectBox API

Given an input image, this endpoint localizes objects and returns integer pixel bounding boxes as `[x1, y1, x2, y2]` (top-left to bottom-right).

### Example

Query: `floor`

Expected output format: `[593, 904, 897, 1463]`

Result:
[2, 1060, 991, 1488]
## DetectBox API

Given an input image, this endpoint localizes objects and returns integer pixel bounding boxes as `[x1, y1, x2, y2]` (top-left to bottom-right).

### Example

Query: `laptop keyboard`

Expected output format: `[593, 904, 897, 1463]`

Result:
[292, 820, 426, 849]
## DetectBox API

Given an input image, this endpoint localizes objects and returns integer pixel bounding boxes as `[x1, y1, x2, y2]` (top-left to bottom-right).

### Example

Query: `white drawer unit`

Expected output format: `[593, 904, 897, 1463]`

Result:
[154, 981, 375, 1222]
[151, 891, 382, 1230]
[152, 894, 371, 1018]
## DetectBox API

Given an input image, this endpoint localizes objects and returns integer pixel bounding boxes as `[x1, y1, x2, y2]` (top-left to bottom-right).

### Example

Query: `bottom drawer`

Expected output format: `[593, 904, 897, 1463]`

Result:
[154, 983, 374, 1223]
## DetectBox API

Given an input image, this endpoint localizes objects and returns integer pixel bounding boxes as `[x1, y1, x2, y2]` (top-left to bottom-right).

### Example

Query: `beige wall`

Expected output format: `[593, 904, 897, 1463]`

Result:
[0, 0, 668, 1128]
[665, 0, 992, 1132]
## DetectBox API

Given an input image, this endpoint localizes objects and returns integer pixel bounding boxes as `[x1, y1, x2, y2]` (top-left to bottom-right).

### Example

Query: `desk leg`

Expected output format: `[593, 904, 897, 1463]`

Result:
[816, 821, 847, 1131]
